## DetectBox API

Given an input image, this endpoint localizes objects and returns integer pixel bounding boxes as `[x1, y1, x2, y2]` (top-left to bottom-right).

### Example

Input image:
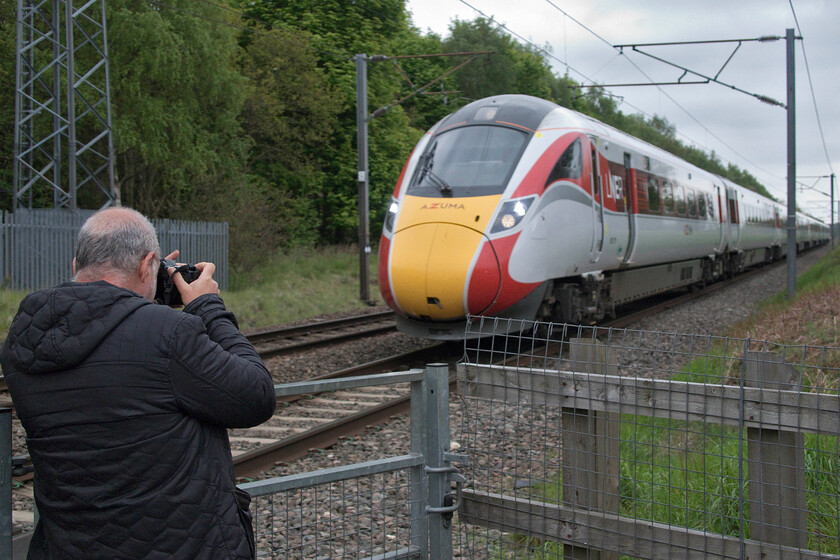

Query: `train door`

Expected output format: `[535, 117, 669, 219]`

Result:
[714, 185, 725, 250]
[623, 152, 636, 263]
[726, 187, 741, 248]
[589, 136, 605, 262]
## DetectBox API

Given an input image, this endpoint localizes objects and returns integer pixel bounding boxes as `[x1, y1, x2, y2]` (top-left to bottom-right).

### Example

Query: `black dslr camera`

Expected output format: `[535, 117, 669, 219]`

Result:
[155, 258, 200, 306]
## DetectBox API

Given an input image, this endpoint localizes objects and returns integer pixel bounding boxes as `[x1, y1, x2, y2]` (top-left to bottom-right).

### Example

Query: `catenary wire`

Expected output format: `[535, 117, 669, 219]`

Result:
[455, 0, 786, 199]
[540, 0, 788, 193]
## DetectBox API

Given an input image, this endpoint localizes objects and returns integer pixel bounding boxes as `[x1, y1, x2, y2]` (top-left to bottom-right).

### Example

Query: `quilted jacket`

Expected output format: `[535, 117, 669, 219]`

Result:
[0, 281, 276, 559]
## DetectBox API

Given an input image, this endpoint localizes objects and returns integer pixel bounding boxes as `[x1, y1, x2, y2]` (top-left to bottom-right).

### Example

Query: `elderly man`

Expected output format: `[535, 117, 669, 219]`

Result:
[1, 207, 275, 559]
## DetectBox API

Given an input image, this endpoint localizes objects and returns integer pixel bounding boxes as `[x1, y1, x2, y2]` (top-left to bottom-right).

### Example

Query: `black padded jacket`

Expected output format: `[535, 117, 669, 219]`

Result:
[0, 281, 276, 559]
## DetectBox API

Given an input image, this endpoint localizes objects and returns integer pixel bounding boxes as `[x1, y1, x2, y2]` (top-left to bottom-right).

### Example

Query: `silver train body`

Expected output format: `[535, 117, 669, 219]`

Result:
[378, 95, 830, 339]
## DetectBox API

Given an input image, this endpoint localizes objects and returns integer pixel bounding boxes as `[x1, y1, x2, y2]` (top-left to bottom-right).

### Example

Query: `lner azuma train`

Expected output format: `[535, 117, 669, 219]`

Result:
[378, 94, 830, 339]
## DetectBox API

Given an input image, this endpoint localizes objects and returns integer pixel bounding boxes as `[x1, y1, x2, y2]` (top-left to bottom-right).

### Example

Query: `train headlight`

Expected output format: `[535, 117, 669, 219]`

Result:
[491, 197, 535, 234]
[384, 199, 399, 233]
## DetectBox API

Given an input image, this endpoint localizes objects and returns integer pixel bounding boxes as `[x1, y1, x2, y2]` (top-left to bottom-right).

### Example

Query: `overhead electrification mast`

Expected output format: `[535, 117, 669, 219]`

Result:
[14, 0, 116, 210]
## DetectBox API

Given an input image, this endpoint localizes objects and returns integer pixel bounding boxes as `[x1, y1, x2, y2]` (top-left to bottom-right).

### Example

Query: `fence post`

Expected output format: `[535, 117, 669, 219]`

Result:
[562, 339, 619, 560]
[424, 363, 453, 560]
[744, 351, 808, 549]
[410, 365, 429, 558]
[1, 407, 11, 560]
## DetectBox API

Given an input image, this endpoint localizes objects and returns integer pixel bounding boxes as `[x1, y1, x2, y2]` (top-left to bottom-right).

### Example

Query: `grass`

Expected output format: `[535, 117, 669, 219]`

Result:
[224, 245, 382, 331]
[508, 418, 840, 558]
[0, 245, 382, 341]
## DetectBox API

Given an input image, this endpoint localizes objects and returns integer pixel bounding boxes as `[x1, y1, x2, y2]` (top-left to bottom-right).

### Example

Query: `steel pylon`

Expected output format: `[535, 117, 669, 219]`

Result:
[14, 0, 116, 210]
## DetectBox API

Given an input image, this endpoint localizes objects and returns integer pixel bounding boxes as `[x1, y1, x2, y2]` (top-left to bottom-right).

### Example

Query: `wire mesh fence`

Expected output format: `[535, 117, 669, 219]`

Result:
[455, 316, 840, 559]
[246, 462, 422, 559]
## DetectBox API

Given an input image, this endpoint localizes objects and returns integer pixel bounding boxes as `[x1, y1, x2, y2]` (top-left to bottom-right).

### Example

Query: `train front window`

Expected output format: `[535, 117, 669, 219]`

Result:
[409, 125, 528, 197]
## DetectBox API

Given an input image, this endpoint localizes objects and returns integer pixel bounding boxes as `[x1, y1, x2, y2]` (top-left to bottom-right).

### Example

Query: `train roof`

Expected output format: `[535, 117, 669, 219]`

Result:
[437, 94, 559, 133]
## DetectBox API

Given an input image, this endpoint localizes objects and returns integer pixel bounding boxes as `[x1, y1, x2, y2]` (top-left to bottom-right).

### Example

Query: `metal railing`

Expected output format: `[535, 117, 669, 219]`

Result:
[241, 365, 460, 558]
[0, 209, 229, 290]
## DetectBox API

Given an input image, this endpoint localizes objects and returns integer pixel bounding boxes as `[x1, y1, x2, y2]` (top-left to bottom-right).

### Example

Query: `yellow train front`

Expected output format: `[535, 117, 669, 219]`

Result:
[378, 95, 562, 339]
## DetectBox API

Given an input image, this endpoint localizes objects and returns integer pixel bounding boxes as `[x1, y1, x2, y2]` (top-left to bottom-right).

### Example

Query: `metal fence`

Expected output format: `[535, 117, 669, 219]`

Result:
[0, 209, 229, 290]
[456, 317, 840, 559]
[240, 365, 462, 559]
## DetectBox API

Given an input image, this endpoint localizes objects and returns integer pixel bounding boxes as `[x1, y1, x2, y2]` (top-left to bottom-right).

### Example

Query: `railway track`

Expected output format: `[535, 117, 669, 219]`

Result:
[246, 309, 396, 357]
[231, 343, 459, 478]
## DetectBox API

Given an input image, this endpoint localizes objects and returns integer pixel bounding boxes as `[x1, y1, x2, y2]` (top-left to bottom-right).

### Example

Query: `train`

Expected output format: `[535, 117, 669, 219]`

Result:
[377, 94, 830, 339]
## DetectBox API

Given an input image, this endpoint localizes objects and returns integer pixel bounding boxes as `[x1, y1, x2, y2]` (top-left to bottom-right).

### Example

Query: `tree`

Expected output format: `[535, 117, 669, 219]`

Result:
[235, 0, 420, 244]
[0, 0, 16, 210]
[107, 0, 248, 217]
[237, 27, 341, 251]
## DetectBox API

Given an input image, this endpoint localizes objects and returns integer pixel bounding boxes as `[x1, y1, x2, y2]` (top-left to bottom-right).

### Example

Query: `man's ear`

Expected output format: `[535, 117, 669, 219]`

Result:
[72, 258, 77, 276]
[139, 252, 157, 281]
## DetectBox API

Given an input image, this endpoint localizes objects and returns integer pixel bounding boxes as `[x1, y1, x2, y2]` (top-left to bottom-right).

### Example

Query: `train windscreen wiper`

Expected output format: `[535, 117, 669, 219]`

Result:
[426, 170, 452, 197]
[416, 142, 452, 196]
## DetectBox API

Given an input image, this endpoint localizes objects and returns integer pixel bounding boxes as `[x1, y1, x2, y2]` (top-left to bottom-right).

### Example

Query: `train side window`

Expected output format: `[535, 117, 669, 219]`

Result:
[698, 192, 707, 218]
[707, 194, 715, 219]
[647, 177, 660, 212]
[687, 189, 697, 217]
[545, 138, 582, 186]
[591, 147, 600, 196]
[675, 185, 686, 215]
[661, 182, 674, 214]
[728, 196, 738, 223]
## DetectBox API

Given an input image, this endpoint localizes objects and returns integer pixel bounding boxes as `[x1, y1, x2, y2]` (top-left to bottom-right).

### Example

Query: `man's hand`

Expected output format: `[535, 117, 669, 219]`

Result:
[171, 262, 219, 307]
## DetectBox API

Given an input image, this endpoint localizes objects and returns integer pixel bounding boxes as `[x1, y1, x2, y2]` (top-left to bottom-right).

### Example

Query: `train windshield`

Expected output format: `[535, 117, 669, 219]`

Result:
[409, 125, 528, 197]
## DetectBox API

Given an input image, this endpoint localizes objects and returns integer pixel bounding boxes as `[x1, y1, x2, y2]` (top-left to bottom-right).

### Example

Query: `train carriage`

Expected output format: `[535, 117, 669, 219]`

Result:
[378, 94, 829, 339]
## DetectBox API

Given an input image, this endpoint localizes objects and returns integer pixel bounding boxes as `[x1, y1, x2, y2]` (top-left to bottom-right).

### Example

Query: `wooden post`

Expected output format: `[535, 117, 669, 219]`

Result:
[562, 339, 620, 560]
[744, 351, 808, 549]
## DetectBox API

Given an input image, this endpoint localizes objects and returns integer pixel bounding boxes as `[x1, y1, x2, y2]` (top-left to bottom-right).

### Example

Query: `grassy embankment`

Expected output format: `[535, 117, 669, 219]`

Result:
[0, 246, 382, 341]
[506, 246, 840, 559]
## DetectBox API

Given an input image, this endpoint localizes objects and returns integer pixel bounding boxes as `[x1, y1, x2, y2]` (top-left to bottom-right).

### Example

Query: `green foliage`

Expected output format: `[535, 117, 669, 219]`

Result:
[443, 18, 556, 103]
[0, 0, 15, 210]
[108, 0, 249, 217]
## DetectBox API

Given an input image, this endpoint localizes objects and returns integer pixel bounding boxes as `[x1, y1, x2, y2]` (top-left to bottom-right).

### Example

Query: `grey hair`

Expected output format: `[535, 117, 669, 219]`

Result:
[74, 207, 161, 281]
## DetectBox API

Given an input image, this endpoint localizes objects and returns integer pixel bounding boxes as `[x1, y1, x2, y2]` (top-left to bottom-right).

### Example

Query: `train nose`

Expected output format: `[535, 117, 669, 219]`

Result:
[389, 223, 500, 320]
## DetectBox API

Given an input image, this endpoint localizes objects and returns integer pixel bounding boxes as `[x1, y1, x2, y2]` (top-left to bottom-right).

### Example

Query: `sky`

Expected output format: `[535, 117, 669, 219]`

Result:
[404, 0, 839, 224]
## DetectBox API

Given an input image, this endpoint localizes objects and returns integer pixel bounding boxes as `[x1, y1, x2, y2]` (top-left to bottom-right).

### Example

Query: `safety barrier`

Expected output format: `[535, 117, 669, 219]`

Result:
[240, 365, 462, 558]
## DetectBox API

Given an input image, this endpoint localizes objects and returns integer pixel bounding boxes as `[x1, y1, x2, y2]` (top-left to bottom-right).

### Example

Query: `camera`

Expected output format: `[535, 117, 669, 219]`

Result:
[155, 258, 200, 306]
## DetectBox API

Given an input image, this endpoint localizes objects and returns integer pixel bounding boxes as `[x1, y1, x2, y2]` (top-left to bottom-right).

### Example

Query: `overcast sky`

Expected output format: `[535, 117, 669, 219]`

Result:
[404, 0, 839, 223]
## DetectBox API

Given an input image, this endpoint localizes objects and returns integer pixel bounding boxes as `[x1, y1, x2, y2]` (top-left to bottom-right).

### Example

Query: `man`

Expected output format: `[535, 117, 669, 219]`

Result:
[0, 207, 276, 559]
